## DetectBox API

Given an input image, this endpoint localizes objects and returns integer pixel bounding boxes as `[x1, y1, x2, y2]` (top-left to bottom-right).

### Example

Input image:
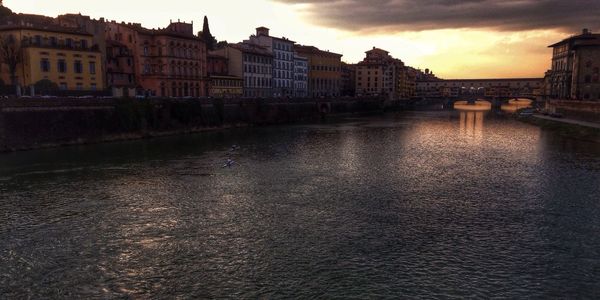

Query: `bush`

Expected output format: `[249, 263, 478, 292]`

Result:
[34, 79, 59, 95]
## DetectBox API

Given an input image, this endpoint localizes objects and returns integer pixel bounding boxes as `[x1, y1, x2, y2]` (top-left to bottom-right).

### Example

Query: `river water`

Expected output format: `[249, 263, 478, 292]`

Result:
[1, 111, 599, 298]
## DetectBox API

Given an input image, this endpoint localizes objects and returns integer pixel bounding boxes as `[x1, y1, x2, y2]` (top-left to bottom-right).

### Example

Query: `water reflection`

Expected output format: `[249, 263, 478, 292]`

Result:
[1, 112, 599, 298]
[501, 98, 533, 113]
[454, 100, 492, 111]
[459, 111, 485, 140]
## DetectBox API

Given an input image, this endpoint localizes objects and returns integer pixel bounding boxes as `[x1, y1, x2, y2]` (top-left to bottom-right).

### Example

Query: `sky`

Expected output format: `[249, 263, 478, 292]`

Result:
[5, 0, 599, 79]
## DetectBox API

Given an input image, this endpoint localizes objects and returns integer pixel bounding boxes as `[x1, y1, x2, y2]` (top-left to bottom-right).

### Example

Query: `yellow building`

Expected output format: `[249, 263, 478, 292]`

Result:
[0, 22, 104, 92]
[294, 45, 342, 97]
[208, 75, 243, 98]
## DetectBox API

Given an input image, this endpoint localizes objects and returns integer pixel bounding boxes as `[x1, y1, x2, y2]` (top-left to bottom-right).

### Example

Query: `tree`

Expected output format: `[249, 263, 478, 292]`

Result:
[200, 16, 217, 51]
[215, 40, 229, 49]
[0, 34, 22, 95]
[0, 2, 12, 17]
[34, 79, 59, 95]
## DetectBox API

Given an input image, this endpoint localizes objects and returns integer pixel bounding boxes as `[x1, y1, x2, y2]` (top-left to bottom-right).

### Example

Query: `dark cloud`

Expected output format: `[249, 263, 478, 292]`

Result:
[274, 0, 600, 32]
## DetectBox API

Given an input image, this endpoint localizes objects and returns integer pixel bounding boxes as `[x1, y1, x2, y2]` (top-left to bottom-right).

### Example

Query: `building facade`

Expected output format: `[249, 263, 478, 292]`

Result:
[0, 17, 104, 92]
[293, 54, 308, 97]
[105, 20, 207, 97]
[56, 13, 108, 86]
[206, 53, 242, 98]
[355, 48, 401, 98]
[547, 29, 600, 100]
[294, 45, 342, 97]
[212, 43, 273, 98]
[416, 78, 543, 98]
[106, 40, 136, 96]
[247, 27, 295, 97]
[341, 62, 356, 97]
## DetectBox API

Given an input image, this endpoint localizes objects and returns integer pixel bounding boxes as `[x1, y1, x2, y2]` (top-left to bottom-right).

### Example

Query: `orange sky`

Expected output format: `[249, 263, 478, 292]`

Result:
[5, 0, 573, 79]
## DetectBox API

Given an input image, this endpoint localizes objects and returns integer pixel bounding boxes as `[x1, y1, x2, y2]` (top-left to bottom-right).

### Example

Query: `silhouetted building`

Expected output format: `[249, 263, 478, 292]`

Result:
[341, 62, 356, 97]
[547, 28, 600, 100]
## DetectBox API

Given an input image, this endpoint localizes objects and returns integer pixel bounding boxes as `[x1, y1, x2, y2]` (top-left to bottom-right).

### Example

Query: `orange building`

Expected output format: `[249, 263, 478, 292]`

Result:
[354, 47, 416, 99]
[105, 20, 207, 97]
[106, 40, 136, 96]
[294, 45, 342, 97]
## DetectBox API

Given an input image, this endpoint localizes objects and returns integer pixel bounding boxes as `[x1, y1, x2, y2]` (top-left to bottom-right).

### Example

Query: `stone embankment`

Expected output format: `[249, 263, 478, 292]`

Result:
[0, 97, 384, 152]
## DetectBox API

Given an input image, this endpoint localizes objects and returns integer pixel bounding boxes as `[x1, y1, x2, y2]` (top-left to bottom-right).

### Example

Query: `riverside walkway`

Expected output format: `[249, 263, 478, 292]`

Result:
[533, 114, 600, 129]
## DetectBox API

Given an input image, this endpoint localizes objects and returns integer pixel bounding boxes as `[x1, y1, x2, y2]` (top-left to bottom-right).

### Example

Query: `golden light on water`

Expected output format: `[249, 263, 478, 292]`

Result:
[501, 98, 534, 113]
[454, 100, 492, 112]
[459, 111, 485, 141]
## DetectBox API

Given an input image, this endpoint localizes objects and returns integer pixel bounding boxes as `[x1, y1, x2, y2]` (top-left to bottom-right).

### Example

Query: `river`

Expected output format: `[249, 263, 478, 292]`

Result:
[1, 111, 599, 298]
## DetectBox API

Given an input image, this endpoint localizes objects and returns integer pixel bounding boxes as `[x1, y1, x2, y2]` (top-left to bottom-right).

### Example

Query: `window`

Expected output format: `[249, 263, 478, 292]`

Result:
[66, 38, 73, 48]
[50, 37, 57, 47]
[89, 62, 96, 74]
[58, 59, 67, 73]
[40, 58, 50, 72]
[81, 40, 88, 49]
[74, 60, 83, 74]
[76, 83, 83, 90]
[91, 83, 97, 91]
[59, 82, 67, 90]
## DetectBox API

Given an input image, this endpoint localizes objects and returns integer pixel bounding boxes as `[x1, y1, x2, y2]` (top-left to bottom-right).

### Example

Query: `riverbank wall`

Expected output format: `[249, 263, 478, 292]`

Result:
[545, 100, 600, 123]
[0, 97, 384, 152]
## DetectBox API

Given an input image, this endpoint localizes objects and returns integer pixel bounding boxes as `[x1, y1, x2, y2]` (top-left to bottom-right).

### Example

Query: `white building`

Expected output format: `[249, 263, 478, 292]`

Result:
[247, 27, 295, 97]
[293, 54, 308, 98]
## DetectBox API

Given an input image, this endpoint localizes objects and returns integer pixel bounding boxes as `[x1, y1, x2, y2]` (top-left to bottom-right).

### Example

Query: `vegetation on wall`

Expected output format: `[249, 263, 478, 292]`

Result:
[34, 79, 59, 95]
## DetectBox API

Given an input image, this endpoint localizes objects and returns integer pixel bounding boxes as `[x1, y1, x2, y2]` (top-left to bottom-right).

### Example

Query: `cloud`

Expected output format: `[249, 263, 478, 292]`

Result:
[273, 0, 600, 33]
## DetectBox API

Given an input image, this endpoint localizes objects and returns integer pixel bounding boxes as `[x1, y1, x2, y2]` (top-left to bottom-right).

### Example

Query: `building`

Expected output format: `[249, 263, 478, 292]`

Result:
[247, 27, 294, 97]
[56, 13, 108, 86]
[355, 47, 404, 98]
[212, 42, 273, 98]
[402, 67, 417, 98]
[293, 54, 308, 97]
[0, 14, 105, 92]
[206, 53, 242, 98]
[105, 40, 136, 96]
[546, 29, 600, 100]
[415, 78, 543, 98]
[105, 20, 207, 97]
[294, 45, 343, 97]
[341, 62, 356, 97]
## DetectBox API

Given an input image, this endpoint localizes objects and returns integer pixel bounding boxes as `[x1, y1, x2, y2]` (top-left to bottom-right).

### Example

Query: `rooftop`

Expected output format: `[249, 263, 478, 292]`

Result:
[294, 44, 342, 57]
[548, 29, 600, 48]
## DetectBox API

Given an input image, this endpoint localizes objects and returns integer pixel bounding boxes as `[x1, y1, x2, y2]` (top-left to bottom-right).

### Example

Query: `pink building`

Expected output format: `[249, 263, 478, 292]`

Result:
[105, 20, 207, 97]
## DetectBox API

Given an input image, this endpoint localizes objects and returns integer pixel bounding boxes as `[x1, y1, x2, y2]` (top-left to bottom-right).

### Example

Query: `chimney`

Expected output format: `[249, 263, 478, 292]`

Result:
[256, 27, 270, 36]
[583, 28, 591, 35]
